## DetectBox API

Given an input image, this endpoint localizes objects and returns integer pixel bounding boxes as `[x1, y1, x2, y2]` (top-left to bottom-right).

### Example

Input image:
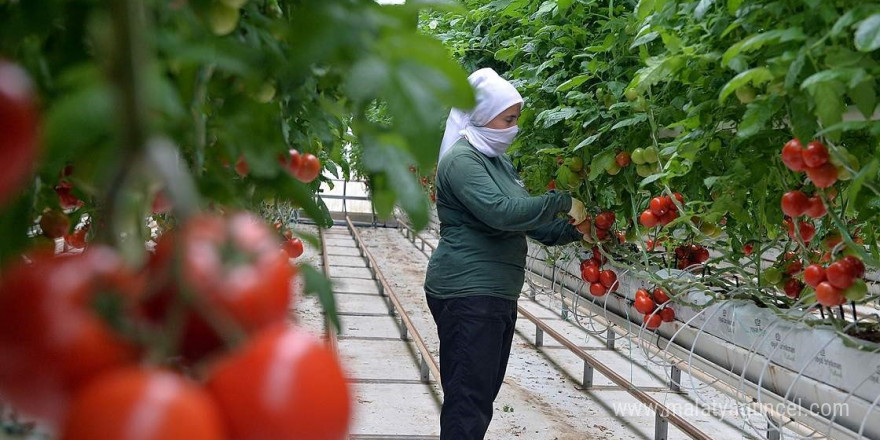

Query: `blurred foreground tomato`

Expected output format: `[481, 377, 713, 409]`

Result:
[0, 60, 39, 206]
[0, 247, 140, 424]
[207, 325, 351, 440]
[61, 368, 226, 440]
[144, 212, 294, 362]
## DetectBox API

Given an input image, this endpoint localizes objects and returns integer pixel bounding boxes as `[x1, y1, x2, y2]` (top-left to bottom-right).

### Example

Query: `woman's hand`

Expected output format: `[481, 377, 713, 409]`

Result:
[567, 198, 588, 225]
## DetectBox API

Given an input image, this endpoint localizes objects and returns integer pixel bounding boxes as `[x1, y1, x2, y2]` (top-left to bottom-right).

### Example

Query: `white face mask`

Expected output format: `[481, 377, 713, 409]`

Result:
[463, 125, 519, 158]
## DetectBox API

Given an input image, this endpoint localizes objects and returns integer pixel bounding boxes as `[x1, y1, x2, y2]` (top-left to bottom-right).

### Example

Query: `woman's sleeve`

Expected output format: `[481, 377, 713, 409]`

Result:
[444, 155, 572, 232]
[527, 219, 583, 246]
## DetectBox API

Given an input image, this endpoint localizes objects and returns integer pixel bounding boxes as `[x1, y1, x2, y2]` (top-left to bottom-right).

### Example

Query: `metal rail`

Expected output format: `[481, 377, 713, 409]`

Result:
[395, 220, 715, 440]
[318, 228, 339, 353]
[344, 216, 442, 387]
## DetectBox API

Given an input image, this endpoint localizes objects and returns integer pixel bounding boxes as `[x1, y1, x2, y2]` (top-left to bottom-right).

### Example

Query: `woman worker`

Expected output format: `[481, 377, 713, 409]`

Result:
[424, 67, 588, 440]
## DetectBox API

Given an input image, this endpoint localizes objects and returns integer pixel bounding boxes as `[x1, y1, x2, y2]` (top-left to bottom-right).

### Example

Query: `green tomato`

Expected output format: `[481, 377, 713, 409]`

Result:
[625, 88, 639, 101]
[566, 156, 584, 173]
[643, 146, 659, 164]
[254, 83, 276, 103]
[209, 3, 240, 36]
[633, 97, 647, 112]
[708, 139, 722, 152]
[762, 267, 782, 286]
[735, 85, 756, 104]
[837, 165, 853, 181]
[844, 279, 868, 301]
[606, 163, 621, 175]
[631, 148, 646, 165]
[220, 0, 249, 8]
[603, 94, 615, 109]
[636, 164, 653, 177]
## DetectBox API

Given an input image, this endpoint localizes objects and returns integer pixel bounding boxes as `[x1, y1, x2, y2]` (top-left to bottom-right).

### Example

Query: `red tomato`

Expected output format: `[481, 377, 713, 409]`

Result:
[594, 211, 615, 230]
[783, 278, 803, 299]
[695, 247, 710, 263]
[61, 368, 226, 440]
[581, 266, 600, 284]
[781, 138, 806, 172]
[815, 282, 845, 307]
[645, 313, 662, 330]
[634, 295, 656, 314]
[546, 179, 556, 190]
[802, 141, 829, 168]
[803, 264, 826, 288]
[784, 258, 803, 276]
[646, 238, 655, 251]
[673, 192, 684, 205]
[615, 151, 631, 167]
[635, 288, 650, 300]
[207, 326, 351, 440]
[580, 258, 599, 272]
[65, 226, 89, 249]
[145, 212, 294, 362]
[743, 243, 754, 256]
[151, 191, 172, 214]
[825, 261, 854, 289]
[842, 256, 866, 279]
[590, 246, 606, 265]
[281, 237, 304, 259]
[55, 181, 84, 210]
[659, 308, 675, 322]
[0, 248, 140, 423]
[234, 155, 249, 177]
[781, 190, 809, 217]
[589, 282, 607, 296]
[806, 163, 837, 188]
[40, 208, 70, 239]
[652, 288, 670, 304]
[793, 221, 816, 243]
[294, 153, 321, 183]
[599, 270, 617, 288]
[649, 197, 667, 217]
[640, 210, 658, 228]
[0, 60, 38, 207]
[595, 228, 609, 241]
[659, 210, 677, 226]
[804, 196, 825, 219]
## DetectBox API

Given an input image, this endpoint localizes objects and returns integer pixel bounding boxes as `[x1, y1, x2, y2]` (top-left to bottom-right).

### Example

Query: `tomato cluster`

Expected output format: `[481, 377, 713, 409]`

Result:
[805, 256, 867, 307]
[0, 212, 351, 439]
[576, 210, 618, 243]
[580, 246, 617, 297]
[761, 251, 805, 299]
[781, 139, 838, 189]
[673, 244, 710, 270]
[633, 288, 675, 330]
[639, 193, 683, 228]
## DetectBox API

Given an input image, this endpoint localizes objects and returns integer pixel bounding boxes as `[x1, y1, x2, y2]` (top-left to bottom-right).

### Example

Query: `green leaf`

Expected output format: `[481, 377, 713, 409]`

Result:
[721, 28, 806, 67]
[495, 46, 520, 63]
[847, 158, 879, 211]
[301, 264, 340, 333]
[556, 0, 574, 14]
[573, 133, 601, 151]
[727, 0, 743, 15]
[611, 114, 648, 130]
[630, 31, 660, 49]
[589, 150, 615, 181]
[850, 80, 877, 118]
[815, 120, 876, 137]
[695, 0, 715, 19]
[737, 101, 775, 138]
[555, 74, 591, 92]
[636, 0, 657, 20]
[800, 68, 867, 90]
[785, 49, 806, 90]
[809, 81, 847, 139]
[535, 107, 577, 128]
[718, 67, 773, 103]
[629, 55, 687, 91]
[855, 14, 880, 52]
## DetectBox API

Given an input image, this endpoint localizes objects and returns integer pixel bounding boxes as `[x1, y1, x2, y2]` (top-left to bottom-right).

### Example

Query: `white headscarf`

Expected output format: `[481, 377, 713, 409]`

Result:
[439, 68, 524, 160]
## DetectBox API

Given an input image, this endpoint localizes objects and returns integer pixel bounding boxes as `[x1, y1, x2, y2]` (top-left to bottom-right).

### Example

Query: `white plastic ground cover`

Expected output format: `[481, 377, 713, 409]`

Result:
[528, 242, 880, 439]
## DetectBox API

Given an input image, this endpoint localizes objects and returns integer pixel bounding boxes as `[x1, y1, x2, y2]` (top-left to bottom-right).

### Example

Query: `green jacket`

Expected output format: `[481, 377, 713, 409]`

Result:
[424, 139, 581, 300]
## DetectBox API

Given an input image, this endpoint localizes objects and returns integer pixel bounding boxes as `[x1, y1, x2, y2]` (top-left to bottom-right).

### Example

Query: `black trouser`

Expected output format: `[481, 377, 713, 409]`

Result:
[426, 294, 518, 440]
